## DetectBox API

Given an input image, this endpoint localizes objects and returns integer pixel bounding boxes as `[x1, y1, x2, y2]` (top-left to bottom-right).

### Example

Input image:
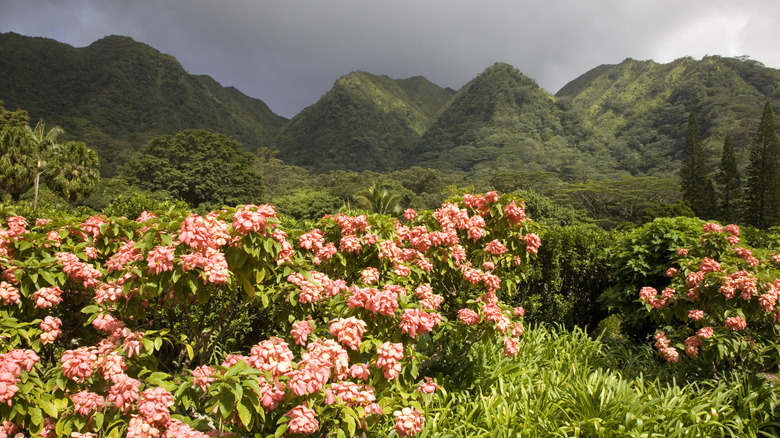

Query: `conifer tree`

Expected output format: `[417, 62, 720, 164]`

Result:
[716, 134, 741, 223]
[744, 102, 780, 228]
[679, 112, 716, 218]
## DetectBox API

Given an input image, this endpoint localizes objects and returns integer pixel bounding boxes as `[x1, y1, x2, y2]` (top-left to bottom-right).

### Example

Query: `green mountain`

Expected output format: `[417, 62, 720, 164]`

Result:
[0, 32, 287, 176]
[410, 63, 619, 180]
[556, 56, 780, 176]
[273, 71, 453, 173]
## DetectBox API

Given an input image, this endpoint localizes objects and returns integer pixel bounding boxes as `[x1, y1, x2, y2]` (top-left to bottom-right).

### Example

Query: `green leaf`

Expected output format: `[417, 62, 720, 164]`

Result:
[186, 344, 195, 360]
[237, 398, 253, 430]
[274, 423, 288, 437]
[39, 398, 58, 418]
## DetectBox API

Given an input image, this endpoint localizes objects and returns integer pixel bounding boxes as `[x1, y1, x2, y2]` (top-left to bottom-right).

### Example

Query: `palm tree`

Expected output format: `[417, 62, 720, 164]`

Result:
[354, 182, 403, 216]
[45, 141, 100, 209]
[24, 121, 64, 209]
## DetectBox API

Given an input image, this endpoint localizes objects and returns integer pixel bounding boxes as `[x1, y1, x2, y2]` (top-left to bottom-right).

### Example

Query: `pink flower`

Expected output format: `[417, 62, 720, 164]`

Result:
[126, 415, 161, 438]
[248, 337, 294, 376]
[400, 309, 443, 338]
[31, 286, 63, 308]
[329, 317, 368, 350]
[503, 336, 521, 357]
[349, 363, 371, 380]
[688, 309, 704, 321]
[137, 387, 174, 426]
[147, 245, 175, 274]
[0, 281, 20, 306]
[95, 281, 124, 305]
[61, 347, 96, 382]
[232, 204, 277, 235]
[703, 222, 723, 234]
[376, 342, 404, 380]
[39, 316, 62, 345]
[523, 233, 541, 254]
[291, 320, 314, 346]
[485, 239, 508, 256]
[361, 267, 380, 285]
[285, 404, 319, 435]
[503, 201, 527, 225]
[417, 377, 440, 398]
[458, 308, 481, 325]
[513, 306, 525, 317]
[339, 235, 363, 253]
[724, 316, 747, 331]
[0, 372, 19, 406]
[258, 375, 285, 412]
[71, 390, 104, 416]
[122, 331, 145, 358]
[108, 374, 141, 413]
[676, 248, 689, 256]
[393, 407, 425, 437]
[699, 257, 721, 273]
[666, 267, 678, 278]
[697, 327, 714, 339]
[404, 209, 417, 221]
[192, 365, 216, 391]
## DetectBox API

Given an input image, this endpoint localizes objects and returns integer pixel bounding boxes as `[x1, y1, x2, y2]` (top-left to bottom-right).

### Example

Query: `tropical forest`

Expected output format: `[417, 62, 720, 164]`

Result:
[1, 31, 780, 437]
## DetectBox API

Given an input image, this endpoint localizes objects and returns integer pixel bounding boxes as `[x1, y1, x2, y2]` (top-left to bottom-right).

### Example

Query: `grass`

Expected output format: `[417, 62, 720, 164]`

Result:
[408, 324, 780, 438]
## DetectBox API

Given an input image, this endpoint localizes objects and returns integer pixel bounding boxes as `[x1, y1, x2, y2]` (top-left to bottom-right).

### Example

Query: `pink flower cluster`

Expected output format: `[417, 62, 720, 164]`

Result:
[288, 271, 346, 303]
[414, 283, 443, 310]
[394, 407, 425, 437]
[0, 349, 39, 406]
[39, 316, 62, 345]
[653, 331, 679, 363]
[31, 286, 63, 309]
[61, 347, 97, 382]
[72, 390, 105, 416]
[191, 365, 216, 392]
[80, 215, 109, 239]
[0, 281, 20, 306]
[58, 252, 102, 288]
[324, 381, 376, 407]
[297, 229, 337, 264]
[458, 308, 481, 325]
[108, 373, 141, 413]
[285, 404, 319, 435]
[376, 342, 404, 380]
[106, 241, 143, 272]
[347, 284, 402, 316]
[329, 317, 367, 350]
[399, 309, 442, 338]
[178, 213, 230, 251]
[523, 233, 541, 254]
[638, 286, 676, 310]
[147, 245, 176, 275]
[137, 387, 174, 426]
[291, 319, 314, 345]
[232, 204, 277, 236]
[724, 316, 747, 331]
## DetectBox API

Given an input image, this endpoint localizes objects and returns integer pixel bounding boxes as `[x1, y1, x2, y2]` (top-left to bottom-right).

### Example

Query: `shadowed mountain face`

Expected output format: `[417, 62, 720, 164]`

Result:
[0, 32, 287, 176]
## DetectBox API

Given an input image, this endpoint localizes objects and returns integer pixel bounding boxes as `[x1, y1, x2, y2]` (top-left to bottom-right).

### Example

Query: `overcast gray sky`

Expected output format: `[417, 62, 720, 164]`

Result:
[2, 0, 778, 118]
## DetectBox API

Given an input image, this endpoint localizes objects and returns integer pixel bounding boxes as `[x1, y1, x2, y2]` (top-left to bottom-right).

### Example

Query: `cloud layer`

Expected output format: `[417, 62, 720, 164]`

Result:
[2, 0, 778, 117]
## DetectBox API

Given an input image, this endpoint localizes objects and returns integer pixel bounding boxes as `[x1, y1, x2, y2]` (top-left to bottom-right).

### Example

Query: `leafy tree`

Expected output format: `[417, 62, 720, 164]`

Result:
[744, 102, 780, 228]
[125, 129, 264, 209]
[716, 134, 742, 223]
[44, 141, 101, 209]
[0, 125, 37, 201]
[679, 112, 716, 218]
[0, 100, 29, 127]
[354, 182, 403, 216]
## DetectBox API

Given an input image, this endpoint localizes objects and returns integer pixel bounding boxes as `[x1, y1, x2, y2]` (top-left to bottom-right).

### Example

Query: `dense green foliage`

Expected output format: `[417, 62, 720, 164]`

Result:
[125, 129, 265, 209]
[717, 134, 742, 223]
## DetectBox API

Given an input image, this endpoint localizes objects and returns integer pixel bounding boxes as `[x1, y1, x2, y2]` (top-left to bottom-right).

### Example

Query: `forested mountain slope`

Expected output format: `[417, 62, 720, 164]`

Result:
[0, 32, 287, 175]
[274, 71, 453, 173]
[410, 63, 619, 180]
[556, 56, 780, 175]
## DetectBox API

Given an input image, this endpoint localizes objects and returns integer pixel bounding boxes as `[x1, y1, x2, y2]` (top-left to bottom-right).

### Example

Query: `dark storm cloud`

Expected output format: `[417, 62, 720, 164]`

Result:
[2, 0, 778, 117]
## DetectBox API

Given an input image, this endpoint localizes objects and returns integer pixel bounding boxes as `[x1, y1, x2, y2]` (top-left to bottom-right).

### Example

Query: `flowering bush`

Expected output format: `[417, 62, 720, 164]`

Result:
[0, 192, 537, 436]
[639, 222, 780, 373]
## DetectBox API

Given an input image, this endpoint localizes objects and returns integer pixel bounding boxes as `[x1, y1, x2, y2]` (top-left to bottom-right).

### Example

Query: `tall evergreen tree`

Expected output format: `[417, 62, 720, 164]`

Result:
[744, 102, 780, 228]
[679, 112, 716, 218]
[716, 135, 742, 223]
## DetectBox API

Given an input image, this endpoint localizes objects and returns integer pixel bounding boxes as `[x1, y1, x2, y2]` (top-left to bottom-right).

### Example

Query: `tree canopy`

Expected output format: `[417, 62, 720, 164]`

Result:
[125, 129, 265, 209]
